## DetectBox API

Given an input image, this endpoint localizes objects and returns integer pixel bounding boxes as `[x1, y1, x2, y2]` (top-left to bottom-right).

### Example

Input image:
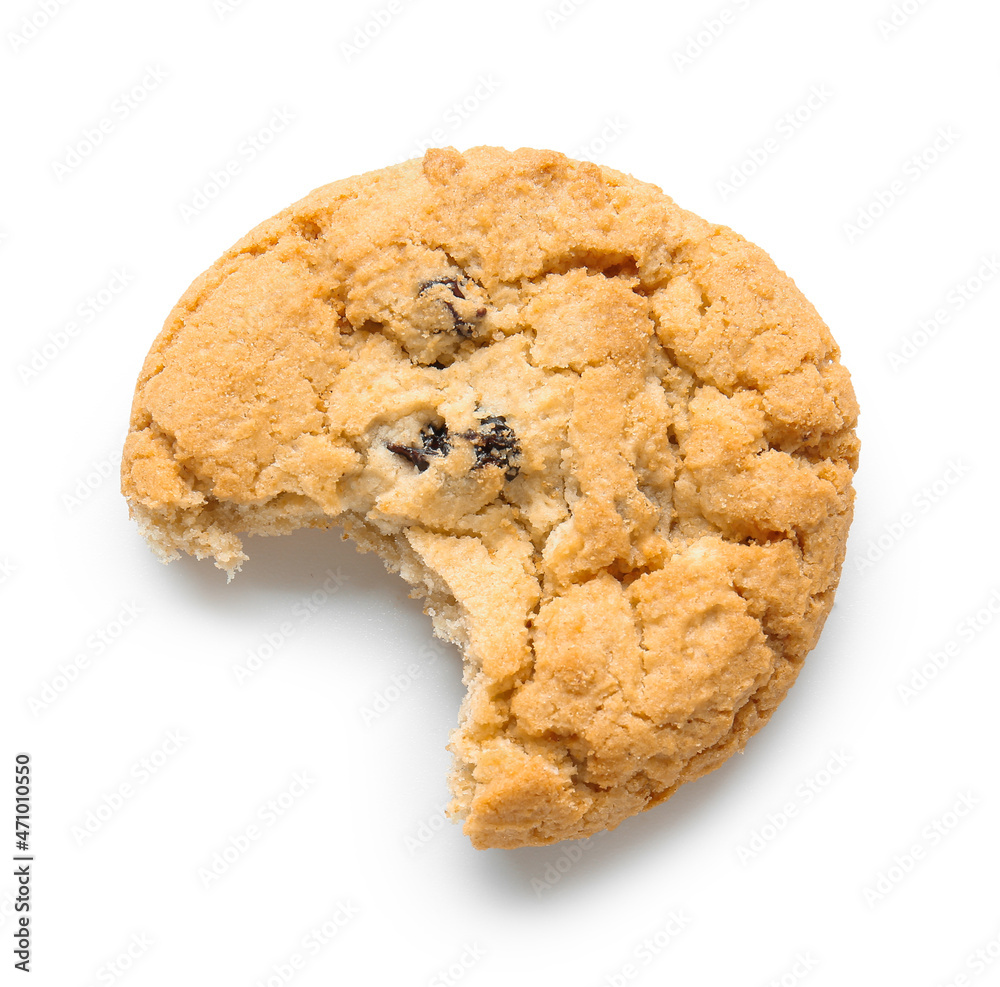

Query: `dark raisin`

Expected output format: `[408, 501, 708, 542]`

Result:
[388, 416, 519, 481]
[444, 304, 473, 337]
[420, 421, 451, 457]
[385, 442, 429, 471]
[464, 415, 520, 481]
[418, 277, 466, 300]
[387, 421, 451, 472]
[416, 276, 484, 337]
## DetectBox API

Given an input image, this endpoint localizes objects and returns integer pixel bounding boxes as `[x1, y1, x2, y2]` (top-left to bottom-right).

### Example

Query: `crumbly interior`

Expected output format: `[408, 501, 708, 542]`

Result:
[122, 147, 859, 849]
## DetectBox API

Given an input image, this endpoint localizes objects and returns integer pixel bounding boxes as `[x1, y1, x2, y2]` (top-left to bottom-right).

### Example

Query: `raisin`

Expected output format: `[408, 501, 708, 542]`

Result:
[388, 415, 519, 481]
[420, 420, 451, 457]
[385, 443, 429, 471]
[446, 310, 472, 337]
[418, 276, 466, 300]
[464, 415, 520, 481]
[416, 276, 487, 337]
[387, 421, 451, 472]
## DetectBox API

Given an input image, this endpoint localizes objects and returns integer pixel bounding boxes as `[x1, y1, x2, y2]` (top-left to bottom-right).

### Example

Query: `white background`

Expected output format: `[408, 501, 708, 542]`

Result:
[3, 0, 999, 984]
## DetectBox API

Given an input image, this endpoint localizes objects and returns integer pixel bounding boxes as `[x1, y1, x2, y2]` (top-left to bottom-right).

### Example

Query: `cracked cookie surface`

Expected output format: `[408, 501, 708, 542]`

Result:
[122, 146, 859, 849]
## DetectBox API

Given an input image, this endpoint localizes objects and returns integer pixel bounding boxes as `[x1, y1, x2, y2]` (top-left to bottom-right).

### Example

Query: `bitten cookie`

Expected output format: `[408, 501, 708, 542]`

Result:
[122, 146, 859, 849]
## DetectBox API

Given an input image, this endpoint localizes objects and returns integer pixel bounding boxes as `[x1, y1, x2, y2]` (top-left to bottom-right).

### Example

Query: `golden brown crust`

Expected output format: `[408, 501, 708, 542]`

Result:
[122, 146, 858, 848]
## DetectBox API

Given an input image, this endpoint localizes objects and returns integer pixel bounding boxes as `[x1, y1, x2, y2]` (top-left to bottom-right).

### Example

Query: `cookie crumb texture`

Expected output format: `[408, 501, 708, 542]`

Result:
[123, 147, 859, 849]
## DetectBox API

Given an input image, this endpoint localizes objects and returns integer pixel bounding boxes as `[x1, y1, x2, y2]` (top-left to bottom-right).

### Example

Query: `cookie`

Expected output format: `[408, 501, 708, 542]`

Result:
[122, 146, 859, 849]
